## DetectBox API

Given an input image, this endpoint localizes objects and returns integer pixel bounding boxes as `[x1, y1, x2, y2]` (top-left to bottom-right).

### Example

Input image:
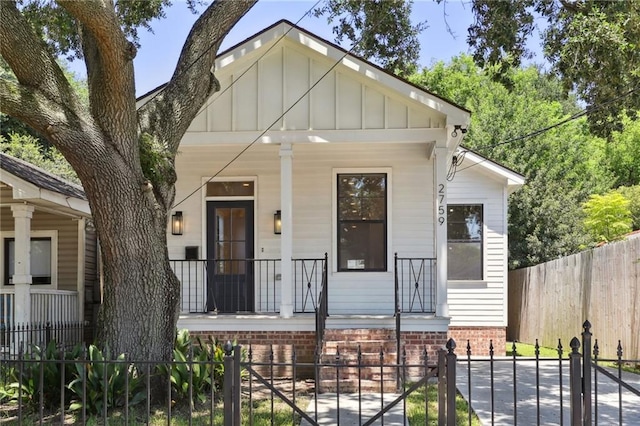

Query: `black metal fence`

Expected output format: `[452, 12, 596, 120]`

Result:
[0, 321, 638, 425]
[0, 340, 458, 425]
[0, 321, 89, 359]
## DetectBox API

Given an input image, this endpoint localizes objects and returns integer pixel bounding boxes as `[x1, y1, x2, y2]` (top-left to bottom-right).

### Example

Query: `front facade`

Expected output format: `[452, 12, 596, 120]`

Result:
[141, 20, 523, 358]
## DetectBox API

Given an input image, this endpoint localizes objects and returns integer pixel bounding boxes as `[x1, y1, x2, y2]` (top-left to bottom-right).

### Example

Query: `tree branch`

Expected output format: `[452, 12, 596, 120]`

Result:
[138, 0, 257, 153]
[57, 0, 138, 151]
[0, 1, 85, 118]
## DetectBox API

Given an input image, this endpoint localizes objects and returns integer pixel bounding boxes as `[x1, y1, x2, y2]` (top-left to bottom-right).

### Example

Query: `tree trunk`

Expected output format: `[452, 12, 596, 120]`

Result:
[76, 143, 180, 361]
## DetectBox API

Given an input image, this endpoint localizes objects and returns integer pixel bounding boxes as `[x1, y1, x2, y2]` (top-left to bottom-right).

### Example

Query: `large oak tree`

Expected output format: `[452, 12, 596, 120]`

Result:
[0, 0, 258, 361]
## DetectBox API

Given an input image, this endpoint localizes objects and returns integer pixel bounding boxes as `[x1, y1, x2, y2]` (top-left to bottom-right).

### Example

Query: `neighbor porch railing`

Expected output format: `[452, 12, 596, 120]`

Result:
[170, 257, 328, 314]
[0, 289, 80, 326]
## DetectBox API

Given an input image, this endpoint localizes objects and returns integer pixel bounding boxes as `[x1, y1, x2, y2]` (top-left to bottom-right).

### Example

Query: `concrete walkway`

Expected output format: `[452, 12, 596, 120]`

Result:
[301, 393, 409, 426]
[456, 358, 640, 426]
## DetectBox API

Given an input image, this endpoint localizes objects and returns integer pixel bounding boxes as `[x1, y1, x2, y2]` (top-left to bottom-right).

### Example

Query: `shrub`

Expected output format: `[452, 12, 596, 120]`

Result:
[0, 340, 80, 409]
[67, 345, 145, 415]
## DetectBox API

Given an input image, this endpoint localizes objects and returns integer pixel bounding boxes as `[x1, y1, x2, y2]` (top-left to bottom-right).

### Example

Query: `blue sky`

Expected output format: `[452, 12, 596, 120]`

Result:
[67, 1, 544, 97]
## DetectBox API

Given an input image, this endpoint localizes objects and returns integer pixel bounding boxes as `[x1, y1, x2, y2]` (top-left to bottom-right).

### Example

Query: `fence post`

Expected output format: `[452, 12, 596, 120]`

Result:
[223, 341, 234, 426]
[437, 347, 446, 426]
[446, 339, 457, 426]
[569, 337, 582, 426]
[233, 345, 242, 426]
[581, 320, 592, 426]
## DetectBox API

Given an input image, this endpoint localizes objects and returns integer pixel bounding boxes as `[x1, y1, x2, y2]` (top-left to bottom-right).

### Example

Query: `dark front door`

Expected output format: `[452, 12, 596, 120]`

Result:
[206, 201, 254, 313]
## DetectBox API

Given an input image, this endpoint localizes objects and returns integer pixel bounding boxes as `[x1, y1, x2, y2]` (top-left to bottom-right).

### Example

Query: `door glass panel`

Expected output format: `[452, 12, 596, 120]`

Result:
[207, 181, 254, 197]
[215, 207, 247, 274]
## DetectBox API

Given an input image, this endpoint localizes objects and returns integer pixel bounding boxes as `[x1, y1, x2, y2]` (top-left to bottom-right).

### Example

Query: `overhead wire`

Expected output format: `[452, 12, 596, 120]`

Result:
[172, 3, 389, 208]
[447, 84, 639, 179]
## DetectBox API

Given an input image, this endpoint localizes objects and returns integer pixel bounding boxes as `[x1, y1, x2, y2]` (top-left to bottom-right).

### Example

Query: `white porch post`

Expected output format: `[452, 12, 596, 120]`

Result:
[11, 204, 34, 325]
[279, 143, 294, 318]
[434, 143, 449, 318]
[77, 218, 86, 323]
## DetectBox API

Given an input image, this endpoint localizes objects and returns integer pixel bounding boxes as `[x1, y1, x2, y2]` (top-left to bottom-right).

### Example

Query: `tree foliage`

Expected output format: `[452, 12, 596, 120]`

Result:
[467, 0, 640, 137]
[410, 55, 613, 267]
[582, 192, 632, 243]
[1, 132, 79, 183]
[314, 0, 424, 75]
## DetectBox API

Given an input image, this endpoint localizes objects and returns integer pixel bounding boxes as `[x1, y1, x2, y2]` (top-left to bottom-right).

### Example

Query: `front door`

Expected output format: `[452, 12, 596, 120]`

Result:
[206, 201, 254, 313]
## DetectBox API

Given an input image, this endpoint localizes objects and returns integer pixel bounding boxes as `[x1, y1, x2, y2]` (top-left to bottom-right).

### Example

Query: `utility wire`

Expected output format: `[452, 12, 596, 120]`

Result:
[448, 85, 639, 178]
[173, 6, 388, 208]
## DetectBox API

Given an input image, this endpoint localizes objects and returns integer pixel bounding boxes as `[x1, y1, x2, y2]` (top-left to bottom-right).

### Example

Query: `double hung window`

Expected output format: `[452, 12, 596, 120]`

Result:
[337, 173, 387, 272]
[447, 204, 483, 280]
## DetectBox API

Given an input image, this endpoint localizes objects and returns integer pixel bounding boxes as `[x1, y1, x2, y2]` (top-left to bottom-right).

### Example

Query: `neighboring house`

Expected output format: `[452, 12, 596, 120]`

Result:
[0, 152, 98, 348]
[139, 20, 525, 360]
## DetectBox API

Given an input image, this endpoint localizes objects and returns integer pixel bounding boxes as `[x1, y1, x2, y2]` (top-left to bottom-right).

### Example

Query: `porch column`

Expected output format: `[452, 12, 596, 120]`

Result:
[77, 218, 86, 323]
[279, 143, 294, 318]
[11, 204, 35, 325]
[434, 143, 449, 318]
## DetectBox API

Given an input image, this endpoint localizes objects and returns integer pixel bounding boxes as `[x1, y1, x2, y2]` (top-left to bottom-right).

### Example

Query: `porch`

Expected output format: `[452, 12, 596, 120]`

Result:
[171, 255, 437, 316]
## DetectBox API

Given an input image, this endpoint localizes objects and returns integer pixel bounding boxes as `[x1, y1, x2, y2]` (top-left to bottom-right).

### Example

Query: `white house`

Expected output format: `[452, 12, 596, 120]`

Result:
[140, 20, 524, 360]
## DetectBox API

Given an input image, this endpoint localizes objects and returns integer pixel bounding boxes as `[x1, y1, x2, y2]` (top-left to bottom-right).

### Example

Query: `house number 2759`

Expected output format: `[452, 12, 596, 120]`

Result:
[438, 184, 445, 225]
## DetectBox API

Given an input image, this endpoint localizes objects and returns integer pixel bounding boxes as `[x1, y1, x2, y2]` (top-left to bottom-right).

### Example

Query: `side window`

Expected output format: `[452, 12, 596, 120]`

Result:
[4, 237, 52, 285]
[337, 173, 387, 272]
[447, 205, 483, 280]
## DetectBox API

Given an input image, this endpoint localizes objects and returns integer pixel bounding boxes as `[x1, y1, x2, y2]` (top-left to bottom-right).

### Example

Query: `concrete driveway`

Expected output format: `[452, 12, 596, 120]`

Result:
[456, 358, 640, 425]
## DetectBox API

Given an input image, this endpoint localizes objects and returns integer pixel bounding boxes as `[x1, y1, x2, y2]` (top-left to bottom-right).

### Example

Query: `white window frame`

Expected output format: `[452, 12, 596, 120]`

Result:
[446, 202, 486, 282]
[0, 230, 58, 289]
[332, 168, 393, 274]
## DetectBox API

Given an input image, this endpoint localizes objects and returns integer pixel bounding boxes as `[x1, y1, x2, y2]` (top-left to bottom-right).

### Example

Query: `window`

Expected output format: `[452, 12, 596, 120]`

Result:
[4, 237, 52, 285]
[337, 173, 387, 271]
[447, 205, 483, 280]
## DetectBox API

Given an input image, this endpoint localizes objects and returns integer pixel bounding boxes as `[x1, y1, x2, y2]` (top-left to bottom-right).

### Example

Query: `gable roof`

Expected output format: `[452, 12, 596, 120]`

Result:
[456, 148, 525, 192]
[138, 20, 470, 125]
[0, 152, 90, 215]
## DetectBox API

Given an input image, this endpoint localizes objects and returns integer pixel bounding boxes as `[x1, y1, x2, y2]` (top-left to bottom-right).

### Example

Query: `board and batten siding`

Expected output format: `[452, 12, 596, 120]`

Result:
[170, 142, 436, 315]
[446, 168, 509, 327]
[184, 40, 446, 135]
[0, 208, 80, 292]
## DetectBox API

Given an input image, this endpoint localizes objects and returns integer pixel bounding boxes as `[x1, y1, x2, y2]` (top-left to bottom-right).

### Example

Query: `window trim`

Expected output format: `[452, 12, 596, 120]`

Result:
[1, 230, 58, 288]
[333, 168, 392, 273]
[446, 203, 485, 281]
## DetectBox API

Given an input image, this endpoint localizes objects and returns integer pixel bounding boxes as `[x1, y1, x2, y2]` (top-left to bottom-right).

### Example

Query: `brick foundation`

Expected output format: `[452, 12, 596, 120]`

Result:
[448, 326, 506, 356]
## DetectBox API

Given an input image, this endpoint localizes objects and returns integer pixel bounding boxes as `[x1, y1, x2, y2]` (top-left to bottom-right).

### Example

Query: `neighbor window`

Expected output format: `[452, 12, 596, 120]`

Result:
[337, 173, 387, 271]
[447, 205, 483, 280]
[4, 237, 52, 285]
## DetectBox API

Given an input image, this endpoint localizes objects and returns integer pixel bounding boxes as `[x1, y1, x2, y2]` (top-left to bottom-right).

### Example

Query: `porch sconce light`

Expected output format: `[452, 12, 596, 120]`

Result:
[171, 211, 184, 235]
[274, 210, 282, 235]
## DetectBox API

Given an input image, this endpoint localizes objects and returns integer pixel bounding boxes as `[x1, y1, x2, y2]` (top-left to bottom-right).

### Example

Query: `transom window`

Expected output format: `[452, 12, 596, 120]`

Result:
[4, 237, 52, 285]
[337, 173, 387, 272]
[447, 204, 483, 280]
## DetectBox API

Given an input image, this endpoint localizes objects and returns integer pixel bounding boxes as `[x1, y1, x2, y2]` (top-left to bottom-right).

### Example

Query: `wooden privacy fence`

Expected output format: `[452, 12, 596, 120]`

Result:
[508, 236, 640, 359]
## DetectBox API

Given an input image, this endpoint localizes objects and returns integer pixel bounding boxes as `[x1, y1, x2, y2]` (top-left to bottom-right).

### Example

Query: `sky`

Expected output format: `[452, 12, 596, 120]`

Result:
[67, 0, 545, 97]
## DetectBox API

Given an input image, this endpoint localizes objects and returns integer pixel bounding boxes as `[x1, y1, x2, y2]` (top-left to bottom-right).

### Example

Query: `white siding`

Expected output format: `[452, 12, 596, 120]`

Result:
[185, 40, 446, 135]
[170, 143, 436, 315]
[447, 167, 508, 327]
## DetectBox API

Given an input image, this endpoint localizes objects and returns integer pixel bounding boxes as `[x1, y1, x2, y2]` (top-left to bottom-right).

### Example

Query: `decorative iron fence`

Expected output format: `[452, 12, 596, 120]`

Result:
[0, 321, 90, 359]
[170, 257, 327, 314]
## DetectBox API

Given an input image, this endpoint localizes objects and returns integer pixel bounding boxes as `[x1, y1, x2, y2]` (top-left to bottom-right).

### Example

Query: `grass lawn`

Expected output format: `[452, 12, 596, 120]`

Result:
[405, 383, 482, 426]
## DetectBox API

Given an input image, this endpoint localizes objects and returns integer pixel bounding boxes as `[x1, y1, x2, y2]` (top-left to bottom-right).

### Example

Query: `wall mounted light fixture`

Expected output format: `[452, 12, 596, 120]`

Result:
[274, 210, 282, 235]
[171, 211, 184, 235]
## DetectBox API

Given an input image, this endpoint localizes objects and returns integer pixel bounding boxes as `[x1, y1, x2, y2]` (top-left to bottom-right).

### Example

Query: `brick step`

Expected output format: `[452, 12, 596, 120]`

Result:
[323, 329, 396, 341]
[319, 354, 398, 366]
[318, 366, 398, 380]
[323, 340, 397, 354]
[318, 379, 399, 393]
